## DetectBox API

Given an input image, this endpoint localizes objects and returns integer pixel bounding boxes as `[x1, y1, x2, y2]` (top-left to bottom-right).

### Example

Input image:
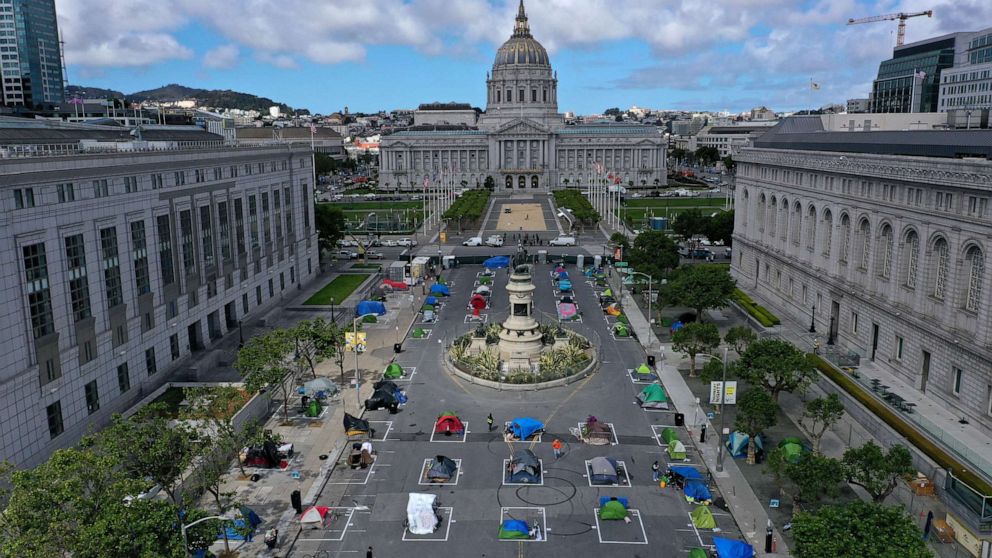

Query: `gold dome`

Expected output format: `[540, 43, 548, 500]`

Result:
[493, 0, 550, 67]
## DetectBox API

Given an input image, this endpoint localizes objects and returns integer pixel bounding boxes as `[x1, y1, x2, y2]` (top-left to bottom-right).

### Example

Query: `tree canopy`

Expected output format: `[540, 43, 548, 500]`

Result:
[734, 389, 778, 464]
[724, 325, 757, 356]
[802, 394, 845, 455]
[663, 264, 736, 322]
[672, 208, 709, 239]
[236, 328, 296, 422]
[736, 338, 816, 401]
[842, 442, 914, 503]
[784, 453, 845, 505]
[671, 322, 720, 376]
[626, 230, 679, 281]
[705, 210, 735, 246]
[792, 501, 931, 558]
[315, 204, 345, 253]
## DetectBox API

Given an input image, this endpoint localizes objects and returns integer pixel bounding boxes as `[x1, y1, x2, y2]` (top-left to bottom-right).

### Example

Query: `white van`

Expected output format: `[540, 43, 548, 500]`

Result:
[549, 235, 576, 246]
[463, 236, 483, 246]
[485, 235, 504, 247]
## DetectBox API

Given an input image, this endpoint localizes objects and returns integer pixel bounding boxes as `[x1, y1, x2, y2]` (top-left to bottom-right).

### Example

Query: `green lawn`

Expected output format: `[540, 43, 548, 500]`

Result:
[622, 207, 728, 227]
[304, 274, 370, 305]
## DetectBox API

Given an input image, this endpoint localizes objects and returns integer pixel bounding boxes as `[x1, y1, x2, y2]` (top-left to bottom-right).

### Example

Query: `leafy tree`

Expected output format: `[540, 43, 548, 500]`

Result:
[801, 394, 845, 454]
[627, 230, 679, 281]
[698, 357, 735, 385]
[842, 442, 914, 503]
[187, 430, 243, 555]
[314, 152, 337, 175]
[292, 317, 339, 378]
[734, 389, 778, 464]
[736, 338, 816, 402]
[785, 453, 845, 505]
[603, 107, 621, 116]
[609, 232, 630, 252]
[669, 148, 687, 162]
[722, 155, 736, 173]
[235, 328, 295, 423]
[705, 210, 735, 246]
[671, 322, 720, 376]
[315, 204, 345, 253]
[694, 146, 720, 165]
[672, 208, 709, 239]
[792, 501, 931, 558]
[484, 176, 495, 191]
[664, 264, 736, 323]
[724, 325, 757, 356]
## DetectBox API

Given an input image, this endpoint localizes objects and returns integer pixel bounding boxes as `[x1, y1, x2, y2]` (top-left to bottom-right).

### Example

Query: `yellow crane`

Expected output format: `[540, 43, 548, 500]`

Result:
[847, 10, 933, 47]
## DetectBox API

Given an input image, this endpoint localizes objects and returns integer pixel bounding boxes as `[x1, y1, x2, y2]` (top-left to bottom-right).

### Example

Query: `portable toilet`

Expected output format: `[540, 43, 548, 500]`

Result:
[538, 250, 547, 264]
[442, 255, 456, 270]
[576, 254, 584, 269]
[594, 255, 602, 268]
[649, 217, 668, 231]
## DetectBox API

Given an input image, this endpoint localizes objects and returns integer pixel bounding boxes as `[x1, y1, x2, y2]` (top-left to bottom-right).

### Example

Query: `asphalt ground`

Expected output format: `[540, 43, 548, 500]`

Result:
[291, 244, 742, 556]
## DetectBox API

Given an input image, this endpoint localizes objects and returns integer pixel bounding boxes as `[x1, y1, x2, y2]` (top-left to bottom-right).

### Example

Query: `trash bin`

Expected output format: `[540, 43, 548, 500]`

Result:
[674, 413, 685, 427]
[393, 343, 403, 354]
[647, 355, 656, 367]
[291, 490, 302, 514]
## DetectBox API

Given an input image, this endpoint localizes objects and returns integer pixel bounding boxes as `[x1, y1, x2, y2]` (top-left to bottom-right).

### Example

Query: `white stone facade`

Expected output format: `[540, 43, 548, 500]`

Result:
[732, 147, 992, 431]
[0, 146, 318, 467]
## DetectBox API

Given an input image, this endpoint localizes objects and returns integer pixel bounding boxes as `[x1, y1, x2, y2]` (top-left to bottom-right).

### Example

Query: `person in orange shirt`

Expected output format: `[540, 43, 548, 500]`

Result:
[552, 438, 563, 459]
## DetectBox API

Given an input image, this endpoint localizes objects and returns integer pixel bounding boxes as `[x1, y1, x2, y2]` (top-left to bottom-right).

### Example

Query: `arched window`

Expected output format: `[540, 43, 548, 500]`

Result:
[965, 246, 985, 312]
[531, 176, 539, 189]
[505, 176, 513, 189]
[858, 220, 871, 270]
[518, 176, 527, 189]
[779, 199, 788, 241]
[839, 214, 851, 263]
[757, 194, 766, 234]
[768, 196, 777, 238]
[543, 89, 547, 102]
[903, 231, 920, 288]
[874, 225, 892, 278]
[822, 210, 833, 256]
[931, 238, 950, 300]
[791, 202, 802, 245]
[805, 205, 816, 250]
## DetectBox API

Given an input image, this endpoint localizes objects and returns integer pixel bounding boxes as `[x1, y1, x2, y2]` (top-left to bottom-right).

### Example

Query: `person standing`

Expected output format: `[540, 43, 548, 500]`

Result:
[652, 461, 661, 482]
[552, 438, 563, 459]
[367, 546, 374, 558]
[487, 413, 495, 432]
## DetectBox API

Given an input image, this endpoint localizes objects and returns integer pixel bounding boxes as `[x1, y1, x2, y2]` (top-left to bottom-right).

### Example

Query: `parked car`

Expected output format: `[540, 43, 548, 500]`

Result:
[463, 236, 483, 247]
[485, 235, 504, 247]
[336, 250, 358, 259]
[337, 239, 358, 247]
[381, 239, 398, 247]
[397, 238, 418, 247]
[363, 251, 385, 259]
[549, 235, 576, 247]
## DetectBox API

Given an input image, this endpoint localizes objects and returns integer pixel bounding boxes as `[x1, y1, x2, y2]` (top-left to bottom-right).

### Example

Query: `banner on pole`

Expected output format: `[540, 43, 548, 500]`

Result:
[345, 331, 367, 353]
[708, 381, 737, 404]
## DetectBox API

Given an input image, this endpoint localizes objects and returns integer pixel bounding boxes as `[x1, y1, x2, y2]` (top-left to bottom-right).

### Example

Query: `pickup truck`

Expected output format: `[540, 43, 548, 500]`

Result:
[485, 235, 504, 247]
[549, 235, 576, 247]
[463, 236, 483, 247]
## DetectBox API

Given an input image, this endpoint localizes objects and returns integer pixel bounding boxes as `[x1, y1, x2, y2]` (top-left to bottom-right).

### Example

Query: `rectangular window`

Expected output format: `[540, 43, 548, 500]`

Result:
[242, 293, 249, 315]
[93, 179, 109, 198]
[217, 201, 231, 261]
[851, 311, 859, 335]
[145, 347, 157, 376]
[85, 380, 100, 414]
[261, 193, 271, 245]
[130, 221, 151, 296]
[268, 278, 274, 298]
[173, 171, 186, 186]
[179, 210, 195, 274]
[156, 215, 175, 286]
[117, 362, 130, 393]
[14, 187, 35, 208]
[46, 401, 63, 439]
[170, 334, 180, 361]
[100, 227, 123, 308]
[256, 285, 262, 305]
[124, 176, 139, 193]
[248, 195, 259, 249]
[150, 173, 164, 189]
[23, 243, 55, 341]
[279, 272, 285, 291]
[953, 366, 963, 395]
[895, 336, 904, 360]
[64, 234, 92, 323]
[199, 205, 214, 266]
[234, 198, 246, 255]
[214, 167, 222, 180]
[56, 182, 75, 203]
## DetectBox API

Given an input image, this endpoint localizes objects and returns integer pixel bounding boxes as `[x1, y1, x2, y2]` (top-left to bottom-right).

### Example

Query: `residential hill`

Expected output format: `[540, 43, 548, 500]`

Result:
[66, 83, 298, 113]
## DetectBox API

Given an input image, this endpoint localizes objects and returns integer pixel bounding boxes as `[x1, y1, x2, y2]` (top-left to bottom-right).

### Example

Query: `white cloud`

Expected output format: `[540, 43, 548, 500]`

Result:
[202, 44, 240, 69]
[255, 53, 299, 70]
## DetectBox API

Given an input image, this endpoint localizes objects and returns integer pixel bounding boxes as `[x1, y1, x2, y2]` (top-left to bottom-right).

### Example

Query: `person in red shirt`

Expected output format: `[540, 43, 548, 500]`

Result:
[552, 438, 563, 459]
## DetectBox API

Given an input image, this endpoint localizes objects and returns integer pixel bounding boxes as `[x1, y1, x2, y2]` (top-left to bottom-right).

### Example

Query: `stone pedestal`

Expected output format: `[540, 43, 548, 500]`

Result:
[498, 265, 544, 366]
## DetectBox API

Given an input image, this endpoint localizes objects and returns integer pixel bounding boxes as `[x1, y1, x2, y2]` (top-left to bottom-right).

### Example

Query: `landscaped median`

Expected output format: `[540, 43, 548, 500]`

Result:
[552, 190, 600, 224]
[731, 288, 780, 327]
[304, 273, 370, 306]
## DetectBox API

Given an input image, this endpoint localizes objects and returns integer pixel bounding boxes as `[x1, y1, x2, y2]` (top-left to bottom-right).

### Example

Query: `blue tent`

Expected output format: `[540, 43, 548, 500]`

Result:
[557, 271, 569, 281]
[669, 466, 703, 481]
[509, 417, 544, 440]
[221, 507, 262, 541]
[684, 480, 712, 502]
[484, 256, 511, 269]
[726, 432, 763, 459]
[356, 300, 387, 316]
[425, 296, 439, 306]
[558, 279, 572, 292]
[498, 519, 530, 539]
[714, 537, 755, 558]
[430, 284, 450, 296]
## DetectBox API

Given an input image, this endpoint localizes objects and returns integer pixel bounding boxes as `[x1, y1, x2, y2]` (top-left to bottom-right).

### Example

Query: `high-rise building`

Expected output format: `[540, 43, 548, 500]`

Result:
[0, 0, 65, 109]
[938, 27, 992, 113]
[869, 33, 965, 113]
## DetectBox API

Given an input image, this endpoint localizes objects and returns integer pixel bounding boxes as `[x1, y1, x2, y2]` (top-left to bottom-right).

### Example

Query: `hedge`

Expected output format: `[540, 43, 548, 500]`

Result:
[731, 288, 780, 327]
[553, 190, 600, 224]
[809, 354, 992, 497]
[443, 190, 491, 222]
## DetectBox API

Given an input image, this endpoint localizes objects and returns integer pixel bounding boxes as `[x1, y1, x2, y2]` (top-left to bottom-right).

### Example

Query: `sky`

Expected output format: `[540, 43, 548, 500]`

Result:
[57, 0, 992, 115]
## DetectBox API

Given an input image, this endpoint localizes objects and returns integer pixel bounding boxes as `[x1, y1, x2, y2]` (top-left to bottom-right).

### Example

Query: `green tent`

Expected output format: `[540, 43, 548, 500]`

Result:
[599, 500, 628, 520]
[778, 437, 805, 464]
[384, 363, 404, 379]
[305, 399, 322, 417]
[479, 276, 492, 285]
[637, 384, 669, 409]
[661, 427, 680, 445]
[362, 314, 378, 323]
[635, 363, 653, 376]
[688, 549, 708, 558]
[667, 440, 687, 460]
[690, 505, 716, 529]
[498, 522, 530, 540]
[603, 288, 613, 297]
[617, 315, 630, 325]
[412, 327, 427, 338]
[421, 304, 434, 311]
[613, 323, 630, 337]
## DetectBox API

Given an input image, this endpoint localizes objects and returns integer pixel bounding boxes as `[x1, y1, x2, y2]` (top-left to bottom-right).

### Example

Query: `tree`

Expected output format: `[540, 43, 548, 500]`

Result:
[705, 210, 735, 246]
[627, 230, 679, 281]
[292, 317, 339, 378]
[792, 501, 931, 558]
[724, 325, 757, 356]
[603, 107, 621, 116]
[235, 328, 295, 423]
[734, 389, 778, 464]
[736, 338, 816, 402]
[672, 208, 709, 239]
[314, 152, 337, 175]
[722, 155, 736, 173]
[842, 442, 914, 503]
[664, 264, 736, 323]
[671, 322, 720, 377]
[609, 232, 630, 252]
[698, 357, 735, 385]
[484, 176, 495, 191]
[694, 146, 720, 166]
[801, 394, 845, 454]
[315, 204, 345, 253]
[784, 453, 845, 505]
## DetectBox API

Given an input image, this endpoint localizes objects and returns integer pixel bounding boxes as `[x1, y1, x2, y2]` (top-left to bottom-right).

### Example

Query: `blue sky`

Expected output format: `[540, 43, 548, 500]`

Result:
[58, 0, 989, 115]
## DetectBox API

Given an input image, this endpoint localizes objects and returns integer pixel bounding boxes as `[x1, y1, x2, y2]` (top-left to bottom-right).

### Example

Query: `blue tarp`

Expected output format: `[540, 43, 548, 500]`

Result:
[220, 507, 262, 541]
[356, 300, 387, 316]
[558, 279, 572, 292]
[557, 271, 569, 280]
[430, 284, 450, 296]
[714, 537, 755, 558]
[425, 296, 439, 306]
[501, 519, 529, 535]
[598, 496, 629, 508]
[509, 417, 544, 440]
[669, 466, 703, 481]
[685, 480, 712, 502]
[484, 256, 511, 269]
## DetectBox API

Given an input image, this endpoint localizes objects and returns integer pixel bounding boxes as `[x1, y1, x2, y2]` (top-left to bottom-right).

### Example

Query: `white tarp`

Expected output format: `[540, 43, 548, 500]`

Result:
[406, 493, 439, 535]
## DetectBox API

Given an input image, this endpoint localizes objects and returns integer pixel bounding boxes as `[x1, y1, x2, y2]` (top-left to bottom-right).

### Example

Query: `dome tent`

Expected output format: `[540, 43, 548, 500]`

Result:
[690, 505, 716, 529]
[356, 300, 386, 316]
[434, 413, 465, 435]
[726, 431, 764, 459]
[383, 363, 404, 379]
[507, 449, 542, 484]
[427, 456, 458, 482]
[598, 497, 628, 520]
[778, 437, 807, 464]
[636, 384, 669, 409]
[498, 519, 531, 540]
[667, 440, 687, 460]
[589, 456, 621, 485]
[714, 537, 755, 558]
[300, 506, 330, 529]
[508, 417, 544, 440]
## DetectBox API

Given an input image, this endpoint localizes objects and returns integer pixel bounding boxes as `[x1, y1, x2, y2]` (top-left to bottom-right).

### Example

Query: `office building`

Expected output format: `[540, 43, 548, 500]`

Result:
[939, 27, 992, 113]
[869, 33, 966, 113]
[0, 0, 65, 108]
[847, 98, 870, 113]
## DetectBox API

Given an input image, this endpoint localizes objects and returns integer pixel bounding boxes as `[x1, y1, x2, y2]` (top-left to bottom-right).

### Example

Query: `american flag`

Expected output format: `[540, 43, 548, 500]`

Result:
[423, 177, 429, 190]
[309, 122, 317, 134]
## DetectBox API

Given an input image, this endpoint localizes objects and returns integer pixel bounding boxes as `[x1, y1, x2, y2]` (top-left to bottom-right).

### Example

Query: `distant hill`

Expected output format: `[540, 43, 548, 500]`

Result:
[66, 83, 298, 113]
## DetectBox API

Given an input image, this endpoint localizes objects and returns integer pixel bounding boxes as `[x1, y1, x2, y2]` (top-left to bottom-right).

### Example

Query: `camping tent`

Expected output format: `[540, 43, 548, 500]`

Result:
[606, 304, 622, 316]
[356, 300, 387, 316]
[690, 505, 716, 529]
[473, 285, 491, 296]
[384, 363, 404, 379]
[382, 279, 409, 290]
[714, 537, 755, 558]
[557, 302, 578, 320]
[498, 519, 530, 540]
[427, 456, 458, 482]
[484, 256, 511, 269]
[221, 507, 262, 541]
[668, 466, 703, 482]
[688, 549, 708, 558]
[778, 437, 806, 464]
[636, 384, 669, 410]
[557, 271, 569, 281]
[661, 427, 680, 445]
[300, 506, 330, 529]
[667, 440, 687, 460]
[599, 498, 629, 520]
[684, 480, 712, 503]
[508, 417, 544, 440]
[343, 413, 372, 437]
[582, 417, 612, 445]
[430, 284, 450, 296]
[726, 432, 763, 459]
[634, 363, 657, 381]
[589, 456, 621, 485]
[613, 323, 630, 337]
[508, 449, 542, 484]
[434, 414, 465, 435]
[406, 493, 440, 535]
[558, 279, 572, 292]
[425, 296, 439, 306]
[302, 377, 339, 398]
[364, 387, 399, 411]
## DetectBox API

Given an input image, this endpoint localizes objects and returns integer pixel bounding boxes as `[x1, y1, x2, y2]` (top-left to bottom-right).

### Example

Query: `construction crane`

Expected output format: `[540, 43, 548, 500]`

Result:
[847, 10, 933, 47]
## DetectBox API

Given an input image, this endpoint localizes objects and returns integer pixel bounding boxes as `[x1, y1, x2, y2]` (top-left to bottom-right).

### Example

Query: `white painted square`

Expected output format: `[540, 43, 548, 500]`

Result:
[387, 366, 417, 383]
[430, 421, 468, 443]
[326, 461, 376, 485]
[584, 459, 631, 487]
[464, 314, 489, 324]
[592, 508, 648, 545]
[418, 458, 462, 486]
[296, 507, 357, 542]
[502, 458, 545, 486]
[503, 421, 543, 443]
[368, 420, 393, 441]
[499, 507, 547, 543]
[402, 507, 453, 542]
[410, 328, 433, 340]
[575, 422, 618, 446]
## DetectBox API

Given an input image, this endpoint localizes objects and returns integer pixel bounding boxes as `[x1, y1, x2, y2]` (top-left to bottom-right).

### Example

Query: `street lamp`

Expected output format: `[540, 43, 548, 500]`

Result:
[808, 305, 816, 333]
[182, 513, 235, 557]
[352, 313, 379, 409]
[715, 347, 729, 473]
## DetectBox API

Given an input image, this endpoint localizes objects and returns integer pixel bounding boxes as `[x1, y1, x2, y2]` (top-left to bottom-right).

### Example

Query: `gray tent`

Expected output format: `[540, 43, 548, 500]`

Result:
[589, 456, 620, 485]
[508, 449, 542, 483]
[427, 456, 458, 482]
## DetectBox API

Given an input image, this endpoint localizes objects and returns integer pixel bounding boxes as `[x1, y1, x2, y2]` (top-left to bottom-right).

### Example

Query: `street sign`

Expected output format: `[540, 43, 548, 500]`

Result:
[615, 261, 628, 268]
[440, 231, 447, 243]
[709, 381, 737, 404]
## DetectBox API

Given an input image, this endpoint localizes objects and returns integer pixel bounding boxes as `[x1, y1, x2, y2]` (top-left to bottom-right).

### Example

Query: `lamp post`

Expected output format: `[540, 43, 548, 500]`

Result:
[716, 347, 729, 473]
[808, 305, 816, 333]
[626, 270, 655, 344]
[182, 514, 234, 557]
[352, 313, 379, 409]
[827, 316, 836, 345]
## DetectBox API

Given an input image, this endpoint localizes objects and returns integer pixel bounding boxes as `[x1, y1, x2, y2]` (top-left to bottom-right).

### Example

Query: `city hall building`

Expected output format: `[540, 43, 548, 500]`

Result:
[378, 1, 667, 192]
[732, 115, 992, 431]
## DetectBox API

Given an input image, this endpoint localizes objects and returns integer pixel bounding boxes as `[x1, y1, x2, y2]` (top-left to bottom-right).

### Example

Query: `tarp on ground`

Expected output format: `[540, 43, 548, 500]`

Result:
[484, 256, 511, 269]
[557, 271, 569, 281]
[300, 506, 330, 528]
[606, 303, 622, 316]
[406, 493, 439, 535]
[343, 413, 371, 436]
[427, 456, 458, 482]
[599, 499, 628, 520]
[356, 300, 387, 316]
[690, 505, 716, 529]
[434, 414, 464, 434]
[425, 296, 439, 306]
[598, 496, 630, 508]
[509, 417, 544, 440]
[382, 279, 409, 290]
[636, 384, 669, 409]
[221, 507, 262, 541]
[557, 302, 578, 320]
[302, 377, 339, 397]
[669, 466, 703, 481]
[661, 427, 680, 445]
[714, 537, 755, 558]
[498, 519, 530, 539]
[589, 456, 620, 485]
[430, 284, 450, 296]
[685, 480, 712, 503]
[667, 440, 687, 460]
[726, 432, 763, 459]
[373, 379, 398, 392]
[384, 363, 404, 379]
